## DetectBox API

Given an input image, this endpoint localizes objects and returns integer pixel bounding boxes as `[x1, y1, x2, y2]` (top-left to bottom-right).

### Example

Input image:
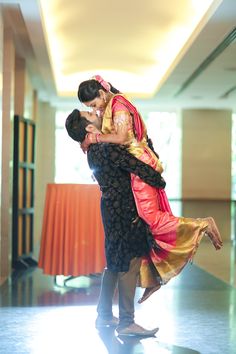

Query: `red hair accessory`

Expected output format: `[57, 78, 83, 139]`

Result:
[92, 75, 111, 92]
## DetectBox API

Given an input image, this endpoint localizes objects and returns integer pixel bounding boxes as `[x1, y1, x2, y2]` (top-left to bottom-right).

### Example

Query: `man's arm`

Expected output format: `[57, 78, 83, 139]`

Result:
[104, 144, 166, 188]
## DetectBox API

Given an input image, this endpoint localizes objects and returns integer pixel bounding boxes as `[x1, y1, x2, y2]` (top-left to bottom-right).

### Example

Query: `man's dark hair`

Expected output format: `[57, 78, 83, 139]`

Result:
[65, 109, 91, 143]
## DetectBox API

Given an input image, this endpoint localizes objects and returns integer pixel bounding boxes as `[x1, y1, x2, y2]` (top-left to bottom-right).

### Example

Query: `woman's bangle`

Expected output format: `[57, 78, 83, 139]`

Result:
[96, 133, 101, 143]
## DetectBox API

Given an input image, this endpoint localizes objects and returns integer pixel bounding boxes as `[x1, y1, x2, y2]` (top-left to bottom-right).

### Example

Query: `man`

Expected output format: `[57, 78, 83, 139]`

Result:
[65, 109, 165, 337]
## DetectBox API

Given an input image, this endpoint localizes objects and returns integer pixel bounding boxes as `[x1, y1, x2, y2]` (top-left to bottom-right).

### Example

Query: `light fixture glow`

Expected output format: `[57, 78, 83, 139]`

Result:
[39, 0, 220, 99]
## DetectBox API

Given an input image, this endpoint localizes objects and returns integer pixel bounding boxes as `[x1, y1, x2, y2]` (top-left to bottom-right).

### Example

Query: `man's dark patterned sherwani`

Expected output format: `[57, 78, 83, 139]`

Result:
[87, 143, 165, 272]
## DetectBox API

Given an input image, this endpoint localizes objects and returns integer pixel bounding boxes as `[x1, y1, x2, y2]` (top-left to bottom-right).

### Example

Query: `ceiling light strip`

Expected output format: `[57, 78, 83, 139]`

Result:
[220, 85, 236, 99]
[174, 26, 236, 97]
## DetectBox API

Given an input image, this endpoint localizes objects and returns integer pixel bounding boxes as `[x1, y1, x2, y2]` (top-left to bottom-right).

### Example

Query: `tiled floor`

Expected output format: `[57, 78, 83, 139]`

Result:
[0, 244, 235, 354]
[0, 201, 236, 354]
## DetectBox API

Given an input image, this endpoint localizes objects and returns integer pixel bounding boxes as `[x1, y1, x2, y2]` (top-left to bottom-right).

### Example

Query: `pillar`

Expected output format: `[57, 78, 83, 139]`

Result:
[0, 25, 15, 284]
[182, 109, 232, 241]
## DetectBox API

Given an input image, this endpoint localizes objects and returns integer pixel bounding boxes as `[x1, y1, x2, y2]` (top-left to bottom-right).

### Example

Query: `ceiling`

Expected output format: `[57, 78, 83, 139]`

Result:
[1, 0, 236, 110]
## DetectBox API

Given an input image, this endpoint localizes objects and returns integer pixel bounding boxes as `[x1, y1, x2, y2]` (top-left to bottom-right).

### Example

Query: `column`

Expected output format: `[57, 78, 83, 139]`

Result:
[0, 26, 15, 284]
[182, 109, 232, 241]
[14, 56, 26, 116]
[34, 102, 56, 259]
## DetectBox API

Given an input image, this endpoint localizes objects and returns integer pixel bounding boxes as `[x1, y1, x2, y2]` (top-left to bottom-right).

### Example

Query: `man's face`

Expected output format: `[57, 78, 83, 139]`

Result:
[80, 111, 102, 130]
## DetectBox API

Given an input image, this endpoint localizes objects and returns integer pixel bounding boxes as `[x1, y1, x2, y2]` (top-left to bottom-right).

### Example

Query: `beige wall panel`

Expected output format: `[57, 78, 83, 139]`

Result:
[0, 26, 15, 284]
[33, 102, 56, 259]
[14, 56, 25, 116]
[182, 109, 232, 200]
[182, 200, 231, 242]
[0, 10, 3, 285]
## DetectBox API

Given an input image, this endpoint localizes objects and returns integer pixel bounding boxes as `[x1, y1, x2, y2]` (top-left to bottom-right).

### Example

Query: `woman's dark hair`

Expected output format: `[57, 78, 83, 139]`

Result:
[65, 109, 91, 143]
[147, 136, 159, 159]
[77, 79, 120, 103]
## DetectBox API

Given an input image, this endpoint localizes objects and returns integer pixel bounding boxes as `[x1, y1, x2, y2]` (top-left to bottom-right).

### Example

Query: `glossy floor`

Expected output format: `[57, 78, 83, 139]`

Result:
[0, 241, 235, 354]
[1, 198, 236, 354]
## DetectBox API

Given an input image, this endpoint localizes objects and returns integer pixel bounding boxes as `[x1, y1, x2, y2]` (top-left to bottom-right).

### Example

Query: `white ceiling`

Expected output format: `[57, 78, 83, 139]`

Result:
[1, 0, 236, 110]
[38, 0, 220, 98]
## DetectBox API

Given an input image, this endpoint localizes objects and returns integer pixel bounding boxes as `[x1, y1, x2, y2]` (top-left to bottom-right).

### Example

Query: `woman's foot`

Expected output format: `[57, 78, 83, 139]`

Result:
[205, 217, 223, 250]
[138, 284, 161, 304]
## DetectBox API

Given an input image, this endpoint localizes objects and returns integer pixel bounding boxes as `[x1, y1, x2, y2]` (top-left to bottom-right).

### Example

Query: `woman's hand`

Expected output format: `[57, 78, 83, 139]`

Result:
[80, 133, 97, 153]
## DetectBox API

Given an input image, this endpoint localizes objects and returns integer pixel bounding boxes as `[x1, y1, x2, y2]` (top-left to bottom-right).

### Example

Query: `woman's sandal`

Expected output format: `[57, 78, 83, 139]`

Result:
[205, 217, 223, 250]
[138, 284, 161, 304]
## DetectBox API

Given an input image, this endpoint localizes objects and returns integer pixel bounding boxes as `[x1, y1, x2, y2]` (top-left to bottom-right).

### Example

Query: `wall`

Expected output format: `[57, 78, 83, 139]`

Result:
[0, 7, 56, 283]
[182, 109, 231, 199]
[0, 9, 3, 284]
[0, 20, 15, 284]
[34, 102, 56, 259]
[182, 109, 232, 240]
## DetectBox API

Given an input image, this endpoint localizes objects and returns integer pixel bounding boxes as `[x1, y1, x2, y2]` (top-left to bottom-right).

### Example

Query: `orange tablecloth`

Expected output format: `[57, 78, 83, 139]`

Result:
[38, 184, 106, 276]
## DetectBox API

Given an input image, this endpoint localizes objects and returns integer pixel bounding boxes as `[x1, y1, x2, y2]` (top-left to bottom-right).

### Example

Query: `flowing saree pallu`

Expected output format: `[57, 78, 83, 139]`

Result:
[102, 93, 208, 286]
[135, 185, 209, 287]
[111, 94, 146, 142]
[128, 147, 209, 287]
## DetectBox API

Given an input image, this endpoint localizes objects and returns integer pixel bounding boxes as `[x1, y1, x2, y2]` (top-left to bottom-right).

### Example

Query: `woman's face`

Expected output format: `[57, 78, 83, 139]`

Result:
[83, 90, 107, 117]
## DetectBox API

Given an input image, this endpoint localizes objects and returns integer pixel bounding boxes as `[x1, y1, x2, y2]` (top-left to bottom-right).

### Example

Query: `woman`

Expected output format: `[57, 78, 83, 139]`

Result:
[77, 75, 223, 302]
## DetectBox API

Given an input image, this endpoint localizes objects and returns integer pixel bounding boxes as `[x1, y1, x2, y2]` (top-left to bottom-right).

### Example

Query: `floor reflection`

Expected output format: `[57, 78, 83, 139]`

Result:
[0, 269, 103, 307]
[0, 200, 235, 353]
[0, 264, 235, 354]
[98, 327, 201, 354]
